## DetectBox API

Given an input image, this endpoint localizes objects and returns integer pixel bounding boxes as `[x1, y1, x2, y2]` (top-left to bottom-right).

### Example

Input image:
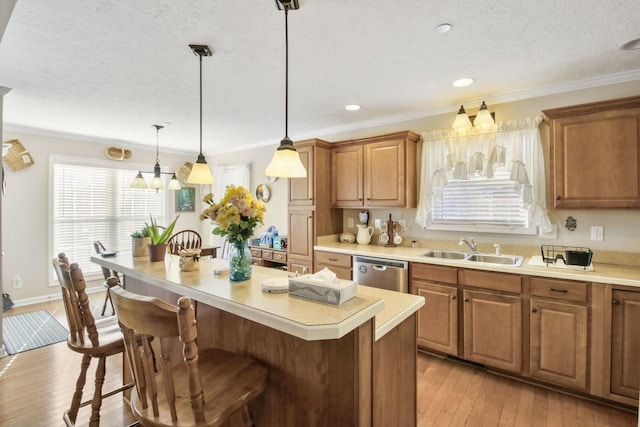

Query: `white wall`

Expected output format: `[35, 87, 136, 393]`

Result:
[1, 131, 201, 302]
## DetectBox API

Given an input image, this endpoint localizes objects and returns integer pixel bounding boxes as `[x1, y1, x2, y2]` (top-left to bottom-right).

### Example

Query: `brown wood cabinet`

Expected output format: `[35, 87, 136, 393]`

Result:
[529, 299, 588, 390]
[610, 289, 640, 399]
[463, 289, 522, 373]
[249, 245, 287, 269]
[331, 131, 420, 208]
[543, 95, 640, 208]
[528, 277, 589, 391]
[410, 264, 459, 355]
[287, 139, 342, 273]
[314, 250, 352, 280]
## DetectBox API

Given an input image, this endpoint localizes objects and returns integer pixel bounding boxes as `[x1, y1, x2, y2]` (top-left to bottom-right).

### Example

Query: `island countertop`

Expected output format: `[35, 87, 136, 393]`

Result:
[91, 253, 423, 342]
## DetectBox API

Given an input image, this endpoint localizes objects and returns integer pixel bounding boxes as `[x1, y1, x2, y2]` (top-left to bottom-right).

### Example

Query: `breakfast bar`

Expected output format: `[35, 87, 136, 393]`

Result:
[92, 253, 425, 426]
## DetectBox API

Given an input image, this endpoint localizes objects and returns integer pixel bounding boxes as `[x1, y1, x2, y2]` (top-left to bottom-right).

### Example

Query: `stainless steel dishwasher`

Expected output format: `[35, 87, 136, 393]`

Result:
[353, 256, 409, 293]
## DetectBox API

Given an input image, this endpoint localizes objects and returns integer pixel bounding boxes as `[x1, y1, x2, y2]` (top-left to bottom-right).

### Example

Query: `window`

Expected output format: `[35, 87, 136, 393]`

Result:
[416, 116, 552, 235]
[51, 157, 166, 280]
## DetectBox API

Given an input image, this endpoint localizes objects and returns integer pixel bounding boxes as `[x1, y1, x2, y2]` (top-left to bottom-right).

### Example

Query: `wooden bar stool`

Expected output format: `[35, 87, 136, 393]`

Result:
[52, 254, 132, 427]
[109, 286, 268, 427]
[167, 230, 202, 255]
[93, 240, 120, 316]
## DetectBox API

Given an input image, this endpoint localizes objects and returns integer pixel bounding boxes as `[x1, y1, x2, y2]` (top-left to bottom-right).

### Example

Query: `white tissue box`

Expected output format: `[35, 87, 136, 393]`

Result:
[288, 274, 357, 305]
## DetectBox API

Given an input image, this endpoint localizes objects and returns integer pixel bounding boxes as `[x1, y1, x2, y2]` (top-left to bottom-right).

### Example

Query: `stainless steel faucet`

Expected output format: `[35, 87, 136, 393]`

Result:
[459, 237, 478, 253]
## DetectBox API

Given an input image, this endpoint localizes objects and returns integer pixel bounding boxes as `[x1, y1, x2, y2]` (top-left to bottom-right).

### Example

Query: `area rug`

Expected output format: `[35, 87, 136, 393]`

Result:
[2, 310, 68, 355]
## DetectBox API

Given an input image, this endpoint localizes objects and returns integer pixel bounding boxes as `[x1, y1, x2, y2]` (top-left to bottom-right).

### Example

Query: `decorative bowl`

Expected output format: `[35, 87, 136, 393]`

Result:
[340, 233, 356, 243]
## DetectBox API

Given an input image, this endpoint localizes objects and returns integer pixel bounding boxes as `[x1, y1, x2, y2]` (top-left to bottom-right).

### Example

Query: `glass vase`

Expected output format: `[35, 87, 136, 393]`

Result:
[228, 239, 252, 281]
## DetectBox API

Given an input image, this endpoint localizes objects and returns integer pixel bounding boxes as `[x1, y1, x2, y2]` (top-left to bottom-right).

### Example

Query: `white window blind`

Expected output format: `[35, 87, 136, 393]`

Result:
[52, 160, 166, 279]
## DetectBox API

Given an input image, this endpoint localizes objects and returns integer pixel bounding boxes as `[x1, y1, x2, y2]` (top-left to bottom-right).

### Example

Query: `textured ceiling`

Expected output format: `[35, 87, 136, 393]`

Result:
[1, 0, 640, 154]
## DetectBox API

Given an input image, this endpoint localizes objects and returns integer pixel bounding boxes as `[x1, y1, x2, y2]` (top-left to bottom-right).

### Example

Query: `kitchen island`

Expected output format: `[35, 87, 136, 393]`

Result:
[92, 253, 424, 426]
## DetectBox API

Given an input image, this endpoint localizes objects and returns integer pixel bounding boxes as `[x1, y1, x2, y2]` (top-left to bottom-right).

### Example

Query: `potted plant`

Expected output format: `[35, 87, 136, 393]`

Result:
[145, 215, 180, 262]
[131, 227, 151, 257]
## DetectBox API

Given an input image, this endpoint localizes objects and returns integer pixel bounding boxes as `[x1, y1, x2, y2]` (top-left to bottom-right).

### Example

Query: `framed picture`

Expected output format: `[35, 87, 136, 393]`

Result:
[176, 187, 196, 212]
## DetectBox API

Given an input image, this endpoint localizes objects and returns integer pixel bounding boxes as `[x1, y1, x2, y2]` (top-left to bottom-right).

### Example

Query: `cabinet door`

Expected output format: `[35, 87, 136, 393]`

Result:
[546, 101, 640, 208]
[364, 139, 406, 207]
[413, 281, 458, 355]
[289, 260, 312, 275]
[611, 290, 640, 399]
[287, 209, 314, 261]
[463, 290, 522, 372]
[530, 299, 587, 390]
[331, 145, 363, 207]
[289, 145, 314, 205]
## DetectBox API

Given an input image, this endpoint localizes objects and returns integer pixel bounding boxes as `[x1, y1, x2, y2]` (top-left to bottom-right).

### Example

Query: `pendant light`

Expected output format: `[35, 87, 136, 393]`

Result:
[265, 0, 307, 178]
[452, 105, 472, 131]
[473, 101, 495, 130]
[130, 125, 181, 191]
[187, 44, 214, 185]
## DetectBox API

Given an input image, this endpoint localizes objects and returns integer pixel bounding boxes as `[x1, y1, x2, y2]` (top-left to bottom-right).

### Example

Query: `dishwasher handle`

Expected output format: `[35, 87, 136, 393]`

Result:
[372, 264, 388, 272]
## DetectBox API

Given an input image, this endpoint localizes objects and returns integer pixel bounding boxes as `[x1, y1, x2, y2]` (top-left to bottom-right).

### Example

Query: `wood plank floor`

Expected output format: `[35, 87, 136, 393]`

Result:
[1, 296, 638, 426]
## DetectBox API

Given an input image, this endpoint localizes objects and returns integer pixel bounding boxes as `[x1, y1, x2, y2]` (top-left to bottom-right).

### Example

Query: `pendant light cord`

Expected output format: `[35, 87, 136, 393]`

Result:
[284, 6, 289, 139]
[199, 53, 204, 156]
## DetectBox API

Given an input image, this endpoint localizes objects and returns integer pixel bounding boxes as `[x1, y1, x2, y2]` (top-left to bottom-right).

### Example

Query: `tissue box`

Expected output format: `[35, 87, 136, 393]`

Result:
[288, 274, 357, 305]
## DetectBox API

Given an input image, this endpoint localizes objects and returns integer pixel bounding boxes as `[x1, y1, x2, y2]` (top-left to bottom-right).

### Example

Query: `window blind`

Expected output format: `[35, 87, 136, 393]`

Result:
[53, 161, 166, 279]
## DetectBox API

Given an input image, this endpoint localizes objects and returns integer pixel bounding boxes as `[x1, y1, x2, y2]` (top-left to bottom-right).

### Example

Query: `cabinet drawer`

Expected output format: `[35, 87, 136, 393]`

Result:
[250, 248, 262, 258]
[460, 269, 522, 294]
[315, 251, 352, 268]
[315, 263, 352, 280]
[411, 263, 457, 285]
[530, 277, 587, 303]
[262, 250, 274, 260]
[273, 251, 287, 263]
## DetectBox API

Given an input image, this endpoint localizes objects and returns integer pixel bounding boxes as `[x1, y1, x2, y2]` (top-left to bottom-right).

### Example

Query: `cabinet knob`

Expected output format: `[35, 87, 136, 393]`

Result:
[531, 308, 538, 313]
[464, 297, 470, 302]
[450, 295, 457, 300]
[555, 195, 562, 201]
[613, 299, 621, 305]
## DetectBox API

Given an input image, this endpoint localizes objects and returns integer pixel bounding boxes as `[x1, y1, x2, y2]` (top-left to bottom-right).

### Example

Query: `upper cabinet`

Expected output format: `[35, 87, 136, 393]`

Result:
[331, 131, 420, 208]
[543, 96, 640, 208]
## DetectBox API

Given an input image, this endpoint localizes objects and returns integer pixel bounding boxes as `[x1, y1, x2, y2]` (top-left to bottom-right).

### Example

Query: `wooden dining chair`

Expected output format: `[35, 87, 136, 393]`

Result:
[167, 230, 202, 255]
[93, 240, 119, 315]
[109, 286, 268, 427]
[52, 254, 132, 427]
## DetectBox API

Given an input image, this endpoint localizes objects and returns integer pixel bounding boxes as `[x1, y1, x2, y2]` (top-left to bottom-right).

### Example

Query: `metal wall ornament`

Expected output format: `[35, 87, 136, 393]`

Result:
[565, 216, 577, 231]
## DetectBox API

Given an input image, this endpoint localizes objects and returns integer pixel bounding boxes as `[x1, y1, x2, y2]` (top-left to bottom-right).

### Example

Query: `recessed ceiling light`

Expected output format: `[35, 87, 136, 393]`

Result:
[435, 23, 452, 33]
[452, 78, 474, 87]
[620, 37, 640, 51]
[345, 104, 361, 111]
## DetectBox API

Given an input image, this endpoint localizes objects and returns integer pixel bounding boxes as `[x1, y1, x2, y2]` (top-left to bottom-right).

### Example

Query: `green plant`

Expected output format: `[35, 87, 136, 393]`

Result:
[145, 215, 180, 245]
[131, 227, 150, 238]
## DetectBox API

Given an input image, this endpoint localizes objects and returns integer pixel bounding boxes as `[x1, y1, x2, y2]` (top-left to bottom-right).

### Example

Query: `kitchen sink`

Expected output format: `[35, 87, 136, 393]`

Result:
[420, 250, 524, 267]
[467, 254, 524, 266]
[421, 250, 468, 260]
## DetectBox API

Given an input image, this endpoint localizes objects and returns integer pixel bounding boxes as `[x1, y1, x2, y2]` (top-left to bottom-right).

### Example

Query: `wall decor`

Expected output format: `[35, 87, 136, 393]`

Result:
[256, 184, 271, 202]
[176, 187, 196, 212]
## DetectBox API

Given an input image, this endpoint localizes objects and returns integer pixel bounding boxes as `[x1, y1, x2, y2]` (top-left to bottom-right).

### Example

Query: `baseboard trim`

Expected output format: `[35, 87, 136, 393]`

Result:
[6, 283, 105, 308]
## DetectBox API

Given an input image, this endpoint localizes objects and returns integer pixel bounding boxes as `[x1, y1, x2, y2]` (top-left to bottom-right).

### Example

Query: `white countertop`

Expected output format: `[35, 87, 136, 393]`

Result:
[91, 253, 424, 342]
[315, 242, 640, 288]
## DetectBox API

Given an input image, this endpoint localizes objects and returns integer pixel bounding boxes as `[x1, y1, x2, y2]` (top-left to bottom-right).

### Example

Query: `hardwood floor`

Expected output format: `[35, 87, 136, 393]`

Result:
[1, 296, 637, 426]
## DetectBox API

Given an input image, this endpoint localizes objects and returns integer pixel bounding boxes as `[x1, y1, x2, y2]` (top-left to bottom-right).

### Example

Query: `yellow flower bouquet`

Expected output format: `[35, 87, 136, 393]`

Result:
[200, 185, 266, 281]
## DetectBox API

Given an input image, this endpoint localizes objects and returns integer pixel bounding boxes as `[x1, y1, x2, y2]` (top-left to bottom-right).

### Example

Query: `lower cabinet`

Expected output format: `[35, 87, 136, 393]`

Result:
[611, 289, 640, 399]
[463, 290, 522, 373]
[314, 250, 352, 280]
[529, 299, 588, 390]
[413, 281, 458, 355]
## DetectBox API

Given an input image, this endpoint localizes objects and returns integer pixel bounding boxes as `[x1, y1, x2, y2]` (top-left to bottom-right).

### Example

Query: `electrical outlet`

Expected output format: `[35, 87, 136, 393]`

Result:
[347, 218, 354, 228]
[374, 218, 381, 229]
[591, 225, 604, 241]
[398, 220, 406, 231]
[13, 275, 22, 288]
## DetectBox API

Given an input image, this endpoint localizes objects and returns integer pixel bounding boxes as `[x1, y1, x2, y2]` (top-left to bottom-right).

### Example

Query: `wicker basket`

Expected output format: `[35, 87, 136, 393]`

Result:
[2, 139, 34, 171]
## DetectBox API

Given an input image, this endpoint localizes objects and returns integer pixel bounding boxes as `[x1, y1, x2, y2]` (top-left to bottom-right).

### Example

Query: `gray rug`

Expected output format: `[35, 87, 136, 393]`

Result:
[2, 310, 68, 355]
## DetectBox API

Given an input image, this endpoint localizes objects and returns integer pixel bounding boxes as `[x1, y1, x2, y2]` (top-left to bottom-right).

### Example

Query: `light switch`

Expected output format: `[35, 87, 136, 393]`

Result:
[591, 226, 604, 241]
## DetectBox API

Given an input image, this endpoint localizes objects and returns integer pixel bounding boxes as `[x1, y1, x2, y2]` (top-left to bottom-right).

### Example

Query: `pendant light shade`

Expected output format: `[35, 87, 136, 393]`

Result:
[452, 105, 473, 131]
[266, 0, 307, 178]
[130, 171, 148, 189]
[473, 101, 495, 130]
[187, 44, 214, 185]
[167, 173, 182, 190]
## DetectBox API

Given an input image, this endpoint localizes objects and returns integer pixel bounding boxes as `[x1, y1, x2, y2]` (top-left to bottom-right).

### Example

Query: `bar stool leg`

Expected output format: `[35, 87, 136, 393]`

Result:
[88, 356, 107, 427]
[67, 353, 91, 424]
